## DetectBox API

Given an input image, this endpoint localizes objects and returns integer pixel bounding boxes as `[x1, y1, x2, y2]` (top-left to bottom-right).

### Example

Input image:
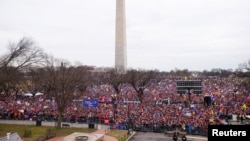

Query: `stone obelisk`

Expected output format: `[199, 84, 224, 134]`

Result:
[115, 0, 127, 73]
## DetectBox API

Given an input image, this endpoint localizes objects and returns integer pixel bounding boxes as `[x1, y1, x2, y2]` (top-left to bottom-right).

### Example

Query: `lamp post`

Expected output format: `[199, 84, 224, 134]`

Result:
[127, 104, 131, 135]
[111, 94, 117, 124]
[233, 87, 237, 102]
[226, 101, 230, 124]
[123, 103, 132, 135]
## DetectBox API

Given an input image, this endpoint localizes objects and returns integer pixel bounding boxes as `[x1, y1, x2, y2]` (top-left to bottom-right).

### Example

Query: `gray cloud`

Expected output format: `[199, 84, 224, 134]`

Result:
[0, 0, 249, 71]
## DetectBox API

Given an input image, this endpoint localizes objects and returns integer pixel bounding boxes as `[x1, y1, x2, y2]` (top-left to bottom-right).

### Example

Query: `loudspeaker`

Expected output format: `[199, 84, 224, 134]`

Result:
[88, 123, 94, 129]
[36, 120, 42, 126]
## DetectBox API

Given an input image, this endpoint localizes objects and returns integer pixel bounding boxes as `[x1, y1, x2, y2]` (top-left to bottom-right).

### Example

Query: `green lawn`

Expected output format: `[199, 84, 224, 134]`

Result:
[0, 124, 129, 141]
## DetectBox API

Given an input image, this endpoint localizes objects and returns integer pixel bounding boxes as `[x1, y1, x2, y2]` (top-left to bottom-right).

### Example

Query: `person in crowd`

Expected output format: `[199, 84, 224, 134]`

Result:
[0, 77, 249, 137]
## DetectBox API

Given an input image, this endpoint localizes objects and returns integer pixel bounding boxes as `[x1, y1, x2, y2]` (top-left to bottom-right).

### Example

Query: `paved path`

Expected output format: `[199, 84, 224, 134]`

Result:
[47, 136, 64, 141]
[47, 129, 118, 141]
[129, 132, 207, 141]
[92, 129, 118, 141]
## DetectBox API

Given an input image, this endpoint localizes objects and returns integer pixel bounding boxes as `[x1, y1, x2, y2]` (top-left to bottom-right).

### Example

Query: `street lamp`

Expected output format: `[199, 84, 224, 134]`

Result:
[226, 101, 230, 124]
[111, 94, 117, 123]
[124, 104, 132, 135]
[128, 105, 132, 134]
[233, 87, 237, 101]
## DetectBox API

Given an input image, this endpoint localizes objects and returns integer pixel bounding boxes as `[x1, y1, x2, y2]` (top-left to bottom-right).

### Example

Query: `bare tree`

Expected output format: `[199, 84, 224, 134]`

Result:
[238, 59, 250, 93]
[0, 37, 45, 95]
[35, 56, 92, 128]
[102, 68, 125, 95]
[125, 69, 156, 102]
[239, 59, 250, 72]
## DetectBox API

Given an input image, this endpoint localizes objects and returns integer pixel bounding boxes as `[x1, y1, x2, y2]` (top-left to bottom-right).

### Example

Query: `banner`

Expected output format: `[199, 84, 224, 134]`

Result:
[82, 98, 98, 108]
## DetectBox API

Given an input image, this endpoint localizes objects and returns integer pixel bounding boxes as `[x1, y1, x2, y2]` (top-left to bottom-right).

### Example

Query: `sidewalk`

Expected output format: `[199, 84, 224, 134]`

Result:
[47, 129, 118, 141]
[92, 129, 118, 141]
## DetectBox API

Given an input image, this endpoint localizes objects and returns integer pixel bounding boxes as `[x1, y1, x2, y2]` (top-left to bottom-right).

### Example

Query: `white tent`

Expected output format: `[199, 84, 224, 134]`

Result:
[35, 92, 43, 96]
[23, 93, 33, 97]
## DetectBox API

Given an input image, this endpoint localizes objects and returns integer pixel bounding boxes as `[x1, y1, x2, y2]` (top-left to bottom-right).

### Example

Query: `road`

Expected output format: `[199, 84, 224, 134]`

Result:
[128, 132, 207, 141]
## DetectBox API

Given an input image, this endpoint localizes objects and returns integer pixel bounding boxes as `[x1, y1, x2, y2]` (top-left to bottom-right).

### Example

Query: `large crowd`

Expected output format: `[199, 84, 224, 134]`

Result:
[0, 77, 249, 135]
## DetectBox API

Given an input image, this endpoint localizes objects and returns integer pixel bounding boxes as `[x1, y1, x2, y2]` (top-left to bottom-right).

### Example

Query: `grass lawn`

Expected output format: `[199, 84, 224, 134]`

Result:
[0, 124, 129, 141]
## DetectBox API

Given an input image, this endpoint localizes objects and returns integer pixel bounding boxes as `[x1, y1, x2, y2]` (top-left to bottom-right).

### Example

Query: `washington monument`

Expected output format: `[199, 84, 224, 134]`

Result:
[115, 0, 127, 73]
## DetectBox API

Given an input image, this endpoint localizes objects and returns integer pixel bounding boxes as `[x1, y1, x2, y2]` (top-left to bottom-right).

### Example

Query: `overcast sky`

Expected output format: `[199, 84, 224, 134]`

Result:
[0, 0, 249, 71]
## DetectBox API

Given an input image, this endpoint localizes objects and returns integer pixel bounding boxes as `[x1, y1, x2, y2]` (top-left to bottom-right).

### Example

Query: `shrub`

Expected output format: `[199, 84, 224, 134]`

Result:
[45, 128, 56, 139]
[23, 130, 32, 137]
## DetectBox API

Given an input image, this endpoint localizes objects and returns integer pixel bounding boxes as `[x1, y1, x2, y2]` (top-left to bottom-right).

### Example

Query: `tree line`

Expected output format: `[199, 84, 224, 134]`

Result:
[1, 37, 249, 128]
